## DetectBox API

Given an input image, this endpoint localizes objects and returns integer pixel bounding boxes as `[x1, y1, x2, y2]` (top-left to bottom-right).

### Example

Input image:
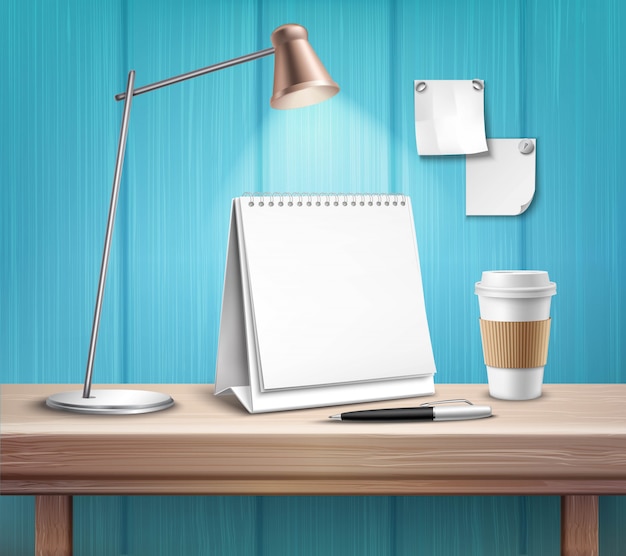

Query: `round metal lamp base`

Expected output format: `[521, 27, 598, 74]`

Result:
[46, 389, 174, 415]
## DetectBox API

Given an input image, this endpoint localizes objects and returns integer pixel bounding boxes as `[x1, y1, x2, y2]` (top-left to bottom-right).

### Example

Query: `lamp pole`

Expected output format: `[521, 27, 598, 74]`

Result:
[83, 70, 135, 398]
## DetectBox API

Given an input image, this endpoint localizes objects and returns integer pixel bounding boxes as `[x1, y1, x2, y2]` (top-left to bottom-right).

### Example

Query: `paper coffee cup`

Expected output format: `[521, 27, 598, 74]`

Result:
[475, 271, 556, 400]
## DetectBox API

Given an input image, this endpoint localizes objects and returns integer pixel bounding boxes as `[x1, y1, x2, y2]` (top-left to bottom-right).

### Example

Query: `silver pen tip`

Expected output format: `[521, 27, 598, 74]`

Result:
[329, 414, 342, 420]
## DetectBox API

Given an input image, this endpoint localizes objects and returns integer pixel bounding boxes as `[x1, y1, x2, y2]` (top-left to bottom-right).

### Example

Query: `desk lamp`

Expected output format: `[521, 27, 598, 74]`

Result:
[47, 24, 339, 414]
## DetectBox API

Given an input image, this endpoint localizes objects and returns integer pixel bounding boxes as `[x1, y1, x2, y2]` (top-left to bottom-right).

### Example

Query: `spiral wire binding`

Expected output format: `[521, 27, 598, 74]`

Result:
[242, 193, 407, 207]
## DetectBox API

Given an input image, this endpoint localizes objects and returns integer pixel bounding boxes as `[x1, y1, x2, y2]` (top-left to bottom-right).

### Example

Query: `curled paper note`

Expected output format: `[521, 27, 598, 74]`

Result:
[466, 138, 537, 216]
[414, 79, 488, 155]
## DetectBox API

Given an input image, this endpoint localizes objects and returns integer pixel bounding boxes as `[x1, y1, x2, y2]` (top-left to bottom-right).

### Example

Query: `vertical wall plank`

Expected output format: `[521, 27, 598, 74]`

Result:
[128, 496, 257, 556]
[0, 0, 125, 383]
[0, 496, 35, 556]
[73, 497, 125, 556]
[261, 496, 392, 556]
[524, 0, 626, 384]
[599, 496, 626, 554]
[123, 0, 261, 385]
[396, 496, 560, 555]
[74, 496, 258, 556]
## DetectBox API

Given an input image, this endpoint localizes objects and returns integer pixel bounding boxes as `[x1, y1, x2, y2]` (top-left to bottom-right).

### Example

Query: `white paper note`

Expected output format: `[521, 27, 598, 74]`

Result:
[466, 138, 536, 216]
[414, 79, 488, 155]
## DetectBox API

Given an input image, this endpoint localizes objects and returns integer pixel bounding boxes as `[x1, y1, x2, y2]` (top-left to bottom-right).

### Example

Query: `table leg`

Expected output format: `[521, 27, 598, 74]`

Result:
[35, 495, 73, 556]
[561, 495, 598, 556]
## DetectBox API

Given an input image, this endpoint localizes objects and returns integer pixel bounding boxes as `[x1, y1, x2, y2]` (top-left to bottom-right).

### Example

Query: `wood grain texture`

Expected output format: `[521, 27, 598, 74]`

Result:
[561, 495, 598, 556]
[3, 384, 626, 496]
[34, 496, 72, 556]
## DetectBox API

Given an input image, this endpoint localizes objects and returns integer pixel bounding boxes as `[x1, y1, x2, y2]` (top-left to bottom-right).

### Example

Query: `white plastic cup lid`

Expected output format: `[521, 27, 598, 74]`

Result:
[475, 270, 556, 298]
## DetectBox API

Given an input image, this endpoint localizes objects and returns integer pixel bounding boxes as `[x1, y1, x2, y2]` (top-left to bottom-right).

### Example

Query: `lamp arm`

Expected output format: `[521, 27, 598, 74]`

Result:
[114, 47, 275, 102]
[83, 70, 136, 398]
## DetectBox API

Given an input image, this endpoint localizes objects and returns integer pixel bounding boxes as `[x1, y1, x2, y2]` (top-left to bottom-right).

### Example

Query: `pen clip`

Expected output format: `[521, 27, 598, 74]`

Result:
[419, 399, 474, 408]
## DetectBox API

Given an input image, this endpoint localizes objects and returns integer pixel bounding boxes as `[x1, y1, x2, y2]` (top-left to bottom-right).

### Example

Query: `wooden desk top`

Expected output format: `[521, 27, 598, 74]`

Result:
[2, 384, 626, 495]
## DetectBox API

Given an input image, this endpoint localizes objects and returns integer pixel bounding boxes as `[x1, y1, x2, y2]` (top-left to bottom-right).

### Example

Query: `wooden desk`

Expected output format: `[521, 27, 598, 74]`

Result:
[2, 384, 625, 556]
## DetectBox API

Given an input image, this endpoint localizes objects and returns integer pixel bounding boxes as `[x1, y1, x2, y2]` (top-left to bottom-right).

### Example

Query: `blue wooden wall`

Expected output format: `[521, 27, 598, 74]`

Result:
[1, 0, 624, 553]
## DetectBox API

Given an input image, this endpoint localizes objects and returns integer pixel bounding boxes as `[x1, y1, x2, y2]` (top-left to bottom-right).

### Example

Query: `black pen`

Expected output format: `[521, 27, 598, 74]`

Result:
[329, 401, 492, 421]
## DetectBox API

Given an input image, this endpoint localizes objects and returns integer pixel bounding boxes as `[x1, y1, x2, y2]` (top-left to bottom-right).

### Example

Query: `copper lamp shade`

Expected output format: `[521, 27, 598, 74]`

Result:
[270, 24, 339, 110]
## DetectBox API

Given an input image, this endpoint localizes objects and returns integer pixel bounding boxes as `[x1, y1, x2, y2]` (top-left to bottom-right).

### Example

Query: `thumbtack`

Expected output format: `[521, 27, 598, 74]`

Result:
[518, 140, 535, 155]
